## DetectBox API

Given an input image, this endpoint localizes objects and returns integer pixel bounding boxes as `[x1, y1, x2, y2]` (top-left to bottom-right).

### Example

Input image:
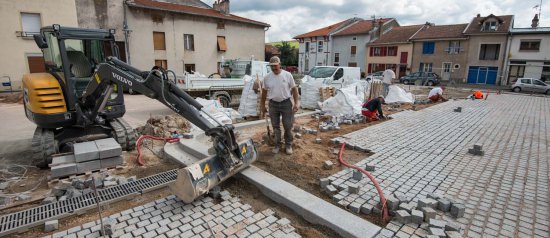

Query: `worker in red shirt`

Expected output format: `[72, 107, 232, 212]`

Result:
[362, 96, 385, 122]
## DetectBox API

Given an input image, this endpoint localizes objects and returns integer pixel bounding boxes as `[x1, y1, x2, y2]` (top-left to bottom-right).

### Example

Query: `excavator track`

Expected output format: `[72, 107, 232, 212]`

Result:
[31, 127, 56, 168]
[109, 118, 137, 151]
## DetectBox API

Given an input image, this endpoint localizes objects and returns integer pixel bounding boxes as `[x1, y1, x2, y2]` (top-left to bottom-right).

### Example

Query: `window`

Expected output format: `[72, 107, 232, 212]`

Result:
[334, 68, 344, 80]
[20, 13, 41, 37]
[352, 37, 357, 41]
[373, 47, 382, 56]
[350, 46, 357, 55]
[482, 21, 498, 31]
[448, 41, 460, 54]
[184, 64, 195, 73]
[155, 60, 167, 69]
[153, 32, 166, 50]
[521, 78, 531, 84]
[217, 22, 225, 29]
[305, 42, 310, 53]
[318, 41, 323, 53]
[217, 36, 227, 51]
[334, 53, 340, 63]
[387, 46, 398, 56]
[479, 44, 500, 60]
[519, 40, 541, 51]
[419, 63, 433, 72]
[533, 80, 546, 86]
[348, 62, 357, 67]
[151, 14, 163, 23]
[184, 34, 194, 51]
[422, 42, 435, 54]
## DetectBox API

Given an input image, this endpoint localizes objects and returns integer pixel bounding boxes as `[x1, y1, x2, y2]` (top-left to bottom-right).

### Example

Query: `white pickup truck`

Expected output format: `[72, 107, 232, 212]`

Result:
[172, 60, 271, 107]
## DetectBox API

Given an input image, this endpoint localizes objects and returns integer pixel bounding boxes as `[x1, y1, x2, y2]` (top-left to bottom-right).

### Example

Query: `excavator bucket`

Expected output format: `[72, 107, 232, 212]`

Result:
[170, 139, 257, 203]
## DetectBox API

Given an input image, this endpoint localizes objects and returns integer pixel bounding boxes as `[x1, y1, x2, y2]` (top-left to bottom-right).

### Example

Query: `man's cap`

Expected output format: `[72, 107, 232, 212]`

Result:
[269, 56, 281, 66]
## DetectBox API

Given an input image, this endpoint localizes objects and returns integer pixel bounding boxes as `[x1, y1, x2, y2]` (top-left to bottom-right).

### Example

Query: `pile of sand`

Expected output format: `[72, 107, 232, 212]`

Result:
[136, 114, 190, 138]
[0, 93, 23, 104]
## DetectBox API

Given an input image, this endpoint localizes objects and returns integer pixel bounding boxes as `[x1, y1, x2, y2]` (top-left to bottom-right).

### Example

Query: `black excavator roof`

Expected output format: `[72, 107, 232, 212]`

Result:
[41, 24, 115, 41]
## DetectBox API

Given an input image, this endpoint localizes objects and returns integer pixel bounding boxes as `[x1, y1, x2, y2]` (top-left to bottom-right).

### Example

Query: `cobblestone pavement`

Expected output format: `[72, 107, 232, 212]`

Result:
[324, 94, 549, 238]
[43, 192, 301, 238]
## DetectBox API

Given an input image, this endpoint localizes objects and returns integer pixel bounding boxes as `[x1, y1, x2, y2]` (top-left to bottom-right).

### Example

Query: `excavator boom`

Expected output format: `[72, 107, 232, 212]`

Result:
[82, 57, 256, 202]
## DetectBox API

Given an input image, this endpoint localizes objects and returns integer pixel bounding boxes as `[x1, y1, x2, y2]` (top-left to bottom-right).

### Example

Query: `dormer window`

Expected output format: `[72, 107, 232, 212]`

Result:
[482, 21, 498, 31]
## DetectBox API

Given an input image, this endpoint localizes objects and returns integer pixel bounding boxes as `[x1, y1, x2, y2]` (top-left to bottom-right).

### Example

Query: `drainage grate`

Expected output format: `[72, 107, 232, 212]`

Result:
[0, 169, 178, 237]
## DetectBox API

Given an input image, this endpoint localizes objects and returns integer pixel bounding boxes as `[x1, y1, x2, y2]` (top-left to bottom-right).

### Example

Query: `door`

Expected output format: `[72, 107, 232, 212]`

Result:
[400, 52, 408, 64]
[441, 62, 451, 81]
[304, 58, 309, 73]
[520, 78, 534, 91]
[399, 65, 407, 78]
[532, 79, 547, 93]
[468, 66, 498, 84]
[27, 56, 46, 73]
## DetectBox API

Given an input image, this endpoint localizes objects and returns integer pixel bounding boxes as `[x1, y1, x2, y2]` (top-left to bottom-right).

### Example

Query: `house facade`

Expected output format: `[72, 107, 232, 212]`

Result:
[76, 0, 269, 76]
[366, 24, 423, 78]
[331, 19, 398, 73]
[294, 18, 397, 74]
[294, 19, 357, 74]
[410, 23, 470, 82]
[463, 14, 514, 85]
[505, 25, 550, 84]
[0, 0, 78, 91]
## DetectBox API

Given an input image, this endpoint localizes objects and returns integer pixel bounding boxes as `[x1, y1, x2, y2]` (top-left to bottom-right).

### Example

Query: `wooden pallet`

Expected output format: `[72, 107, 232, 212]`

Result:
[319, 86, 336, 101]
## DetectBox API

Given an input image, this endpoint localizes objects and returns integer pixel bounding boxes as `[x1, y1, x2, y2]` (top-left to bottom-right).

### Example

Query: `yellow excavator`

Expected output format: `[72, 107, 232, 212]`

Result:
[23, 25, 257, 202]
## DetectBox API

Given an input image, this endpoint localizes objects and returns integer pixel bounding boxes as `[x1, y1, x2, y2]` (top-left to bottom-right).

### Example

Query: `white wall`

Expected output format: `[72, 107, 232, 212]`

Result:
[0, 0, 78, 91]
[509, 34, 550, 61]
[127, 9, 265, 76]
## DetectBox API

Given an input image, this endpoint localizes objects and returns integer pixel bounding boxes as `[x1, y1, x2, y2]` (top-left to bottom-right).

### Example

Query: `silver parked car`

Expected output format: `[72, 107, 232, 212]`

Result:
[511, 78, 550, 95]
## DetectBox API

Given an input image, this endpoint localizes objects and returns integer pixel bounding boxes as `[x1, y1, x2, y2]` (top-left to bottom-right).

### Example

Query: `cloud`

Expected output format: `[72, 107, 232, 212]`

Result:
[205, 0, 550, 42]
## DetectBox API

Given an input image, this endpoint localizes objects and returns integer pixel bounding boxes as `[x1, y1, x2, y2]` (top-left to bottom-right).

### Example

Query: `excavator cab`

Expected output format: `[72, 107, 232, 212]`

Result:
[24, 25, 134, 167]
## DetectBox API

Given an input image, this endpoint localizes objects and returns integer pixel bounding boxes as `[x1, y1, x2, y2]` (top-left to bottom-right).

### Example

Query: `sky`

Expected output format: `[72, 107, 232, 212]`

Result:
[203, 0, 549, 42]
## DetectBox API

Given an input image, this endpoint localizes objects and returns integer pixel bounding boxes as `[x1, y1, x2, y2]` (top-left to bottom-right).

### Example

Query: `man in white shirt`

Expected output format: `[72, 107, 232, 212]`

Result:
[382, 67, 396, 97]
[260, 56, 300, 155]
[428, 86, 447, 102]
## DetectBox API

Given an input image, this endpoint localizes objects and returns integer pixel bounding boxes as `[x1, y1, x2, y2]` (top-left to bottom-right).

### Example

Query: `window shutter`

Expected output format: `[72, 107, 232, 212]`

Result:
[419, 63, 424, 72]
[368, 64, 372, 73]
[153, 32, 166, 50]
[217, 36, 227, 51]
[381, 47, 387, 56]
[370, 47, 374, 56]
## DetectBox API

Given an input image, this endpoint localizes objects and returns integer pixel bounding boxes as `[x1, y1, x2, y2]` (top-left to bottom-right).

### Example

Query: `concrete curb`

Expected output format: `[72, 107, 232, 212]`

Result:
[239, 166, 381, 238]
[164, 132, 382, 238]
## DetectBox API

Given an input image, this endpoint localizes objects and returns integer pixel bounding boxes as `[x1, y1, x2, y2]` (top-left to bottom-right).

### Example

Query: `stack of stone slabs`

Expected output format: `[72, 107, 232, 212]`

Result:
[50, 138, 123, 179]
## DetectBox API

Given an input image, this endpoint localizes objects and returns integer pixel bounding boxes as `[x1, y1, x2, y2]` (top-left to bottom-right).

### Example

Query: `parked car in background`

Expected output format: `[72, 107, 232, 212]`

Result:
[399, 72, 440, 86]
[365, 71, 383, 82]
[511, 78, 550, 95]
[284, 66, 298, 74]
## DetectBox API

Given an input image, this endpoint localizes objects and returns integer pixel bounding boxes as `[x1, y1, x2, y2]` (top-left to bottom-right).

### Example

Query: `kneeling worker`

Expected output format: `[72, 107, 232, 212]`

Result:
[428, 86, 448, 102]
[362, 96, 386, 122]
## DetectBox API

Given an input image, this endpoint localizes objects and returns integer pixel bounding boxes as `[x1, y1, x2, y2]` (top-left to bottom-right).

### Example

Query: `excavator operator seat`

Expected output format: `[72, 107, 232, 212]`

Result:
[67, 50, 94, 97]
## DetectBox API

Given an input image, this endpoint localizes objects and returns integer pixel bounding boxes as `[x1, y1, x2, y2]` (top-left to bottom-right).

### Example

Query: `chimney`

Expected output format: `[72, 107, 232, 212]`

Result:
[213, 0, 230, 15]
[477, 13, 481, 17]
[532, 14, 539, 28]
[378, 19, 383, 36]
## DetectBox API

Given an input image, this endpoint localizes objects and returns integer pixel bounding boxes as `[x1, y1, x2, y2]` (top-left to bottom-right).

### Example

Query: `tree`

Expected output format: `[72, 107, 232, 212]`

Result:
[276, 41, 298, 66]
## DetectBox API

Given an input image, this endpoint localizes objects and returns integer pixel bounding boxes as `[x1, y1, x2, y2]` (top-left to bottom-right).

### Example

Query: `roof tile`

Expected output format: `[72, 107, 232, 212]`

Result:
[127, 0, 270, 27]
[410, 23, 468, 40]
[370, 24, 424, 45]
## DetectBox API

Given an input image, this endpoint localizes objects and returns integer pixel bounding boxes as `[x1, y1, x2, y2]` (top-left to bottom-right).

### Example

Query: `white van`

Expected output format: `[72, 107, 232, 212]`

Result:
[304, 66, 361, 88]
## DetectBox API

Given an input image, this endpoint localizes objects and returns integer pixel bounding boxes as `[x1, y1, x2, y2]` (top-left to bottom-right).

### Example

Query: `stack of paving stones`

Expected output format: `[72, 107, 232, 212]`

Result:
[50, 138, 124, 178]
[322, 95, 550, 238]
[41, 191, 301, 238]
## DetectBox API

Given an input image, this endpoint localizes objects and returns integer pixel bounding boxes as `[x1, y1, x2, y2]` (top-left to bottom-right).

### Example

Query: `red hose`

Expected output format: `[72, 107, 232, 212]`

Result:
[136, 135, 180, 166]
[338, 143, 389, 222]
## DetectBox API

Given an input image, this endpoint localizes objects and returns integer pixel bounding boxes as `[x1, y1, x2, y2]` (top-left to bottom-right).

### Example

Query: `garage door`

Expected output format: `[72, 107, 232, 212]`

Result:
[467, 66, 498, 84]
